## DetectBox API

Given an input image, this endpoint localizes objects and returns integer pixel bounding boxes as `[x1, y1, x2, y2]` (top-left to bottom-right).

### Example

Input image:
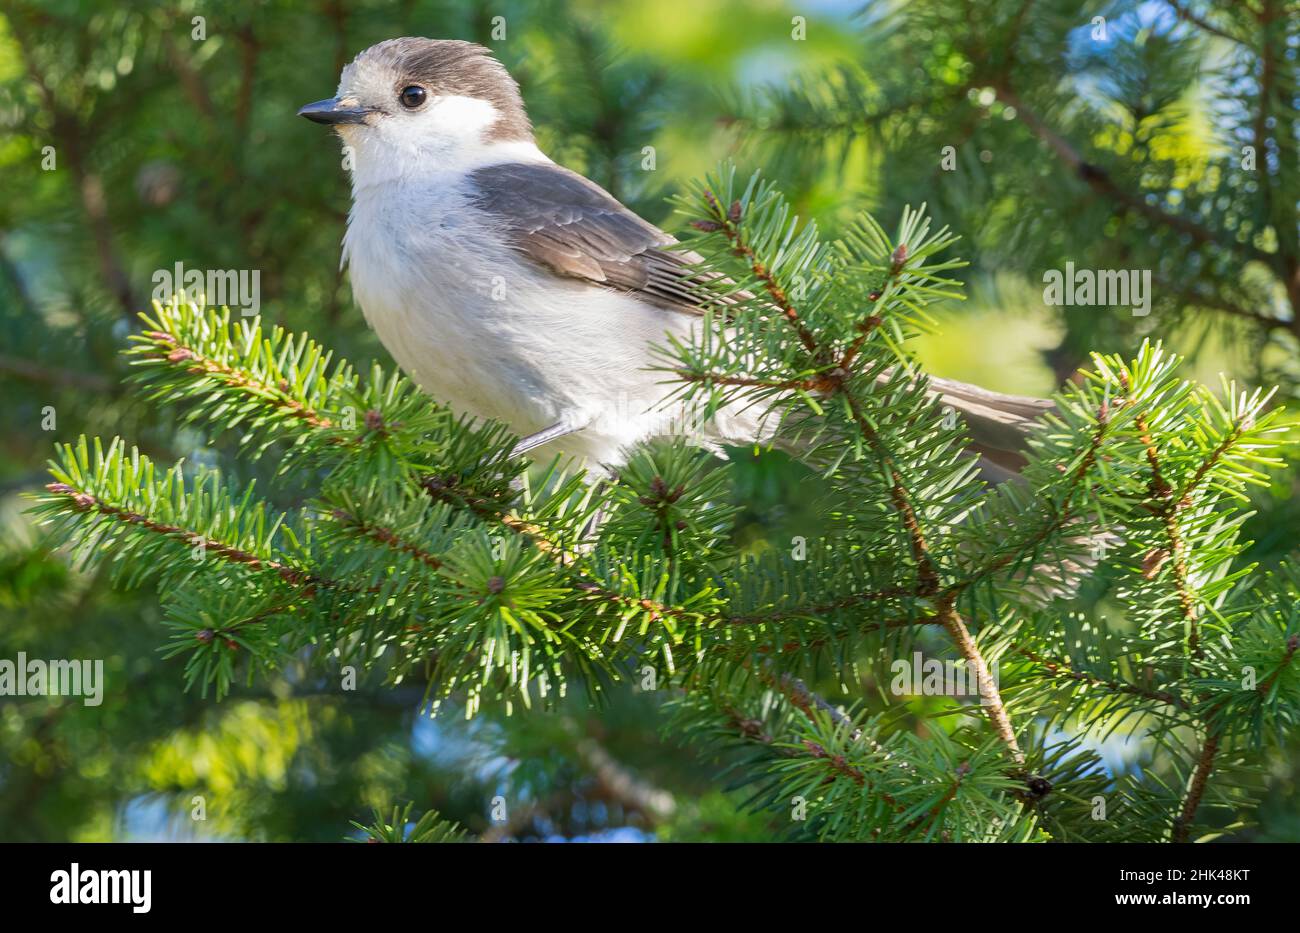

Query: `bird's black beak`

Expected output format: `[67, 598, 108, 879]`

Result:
[297, 98, 374, 125]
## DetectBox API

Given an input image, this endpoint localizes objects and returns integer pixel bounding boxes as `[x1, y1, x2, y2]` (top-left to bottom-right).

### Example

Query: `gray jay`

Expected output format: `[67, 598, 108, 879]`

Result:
[299, 37, 1050, 478]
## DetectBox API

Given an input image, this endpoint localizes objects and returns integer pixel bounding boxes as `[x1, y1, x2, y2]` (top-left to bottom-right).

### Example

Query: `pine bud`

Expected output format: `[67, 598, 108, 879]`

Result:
[196, 629, 215, 645]
[1025, 775, 1052, 799]
[890, 243, 908, 273]
[486, 576, 506, 595]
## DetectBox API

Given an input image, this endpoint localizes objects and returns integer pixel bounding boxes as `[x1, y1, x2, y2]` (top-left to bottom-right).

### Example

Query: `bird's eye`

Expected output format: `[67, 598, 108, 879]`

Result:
[399, 85, 427, 109]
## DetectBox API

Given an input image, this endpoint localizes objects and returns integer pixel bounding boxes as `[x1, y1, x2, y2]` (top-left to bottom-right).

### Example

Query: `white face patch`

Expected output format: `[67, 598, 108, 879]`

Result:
[361, 94, 503, 159]
[338, 94, 545, 187]
[416, 95, 501, 141]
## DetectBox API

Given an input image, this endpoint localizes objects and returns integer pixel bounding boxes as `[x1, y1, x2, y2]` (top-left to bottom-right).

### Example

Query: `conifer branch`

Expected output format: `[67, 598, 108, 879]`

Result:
[724, 587, 921, 626]
[696, 186, 1021, 764]
[952, 396, 1115, 588]
[701, 189, 822, 359]
[759, 668, 919, 779]
[42, 480, 314, 587]
[992, 86, 1273, 269]
[331, 508, 444, 571]
[1015, 647, 1187, 709]
[1135, 412, 1200, 657]
[34, 157, 1298, 841]
[138, 328, 336, 430]
[934, 595, 1023, 763]
[1258, 635, 1300, 697]
[1171, 733, 1220, 843]
[1175, 420, 1250, 507]
[1166, 0, 1246, 45]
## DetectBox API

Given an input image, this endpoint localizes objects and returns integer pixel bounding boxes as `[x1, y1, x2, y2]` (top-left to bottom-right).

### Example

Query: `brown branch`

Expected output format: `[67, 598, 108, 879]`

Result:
[755, 613, 940, 656]
[759, 668, 920, 777]
[1258, 634, 1299, 697]
[755, 671, 976, 837]
[573, 734, 677, 822]
[934, 595, 1023, 763]
[43, 481, 314, 587]
[477, 791, 571, 844]
[7, 11, 136, 318]
[994, 86, 1272, 269]
[1166, 0, 1246, 44]
[703, 193, 1027, 767]
[1171, 731, 1220, 842]
[725, 586, 920, 626]
[1137, 411, 1257, 842]
[1166, 490, 1288, 844]
[422, 466, 933, 641]
[801, 739, 867, 786]
[1176, 421, 1247, 507]
[160, 30, 218, 127]
[702, 190, 822, 357]
[331, 508, 443, 571]
[139, 330, 335, 429]
[1135, 413, 1201, 659]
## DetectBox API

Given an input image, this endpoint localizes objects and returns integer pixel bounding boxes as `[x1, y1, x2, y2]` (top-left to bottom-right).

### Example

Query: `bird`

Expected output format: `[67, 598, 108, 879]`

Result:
[298, 37, 1051, 481]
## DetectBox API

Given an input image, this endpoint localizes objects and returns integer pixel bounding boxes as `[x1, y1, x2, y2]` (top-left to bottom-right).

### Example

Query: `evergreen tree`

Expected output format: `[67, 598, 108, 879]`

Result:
[728, 0, 1300, 389]
[0, 0, 760, 842]
[34, 167, 1300, 842]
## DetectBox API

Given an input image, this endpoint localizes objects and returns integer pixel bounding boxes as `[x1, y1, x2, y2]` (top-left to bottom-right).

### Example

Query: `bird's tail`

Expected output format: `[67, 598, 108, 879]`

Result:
[736, 368, 1054, 484]
[709, 371, 1113, 602]
[922, 373, 1054, 484]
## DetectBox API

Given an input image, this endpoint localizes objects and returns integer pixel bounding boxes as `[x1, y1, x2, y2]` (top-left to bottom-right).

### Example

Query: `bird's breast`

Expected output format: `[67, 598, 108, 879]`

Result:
[341, 181, 617, 429]
[340, 176, 725, 467]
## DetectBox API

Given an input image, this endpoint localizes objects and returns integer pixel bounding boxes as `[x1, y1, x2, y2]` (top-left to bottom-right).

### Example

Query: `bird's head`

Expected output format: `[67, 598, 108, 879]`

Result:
[299, 37, 533, 178]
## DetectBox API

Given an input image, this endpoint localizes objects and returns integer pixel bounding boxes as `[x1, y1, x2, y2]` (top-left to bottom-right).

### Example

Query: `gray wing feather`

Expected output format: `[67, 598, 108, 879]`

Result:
[468, 161, 707, 314]
[469, 162, 1061, 482]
